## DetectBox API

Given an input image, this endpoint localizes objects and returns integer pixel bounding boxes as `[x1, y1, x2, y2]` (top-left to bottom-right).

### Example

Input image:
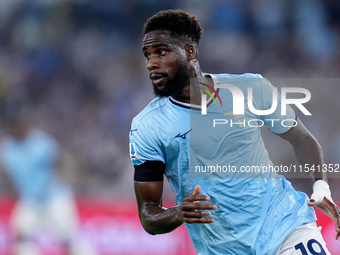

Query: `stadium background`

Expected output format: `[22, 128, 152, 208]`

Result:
[0, 0, 339, 254]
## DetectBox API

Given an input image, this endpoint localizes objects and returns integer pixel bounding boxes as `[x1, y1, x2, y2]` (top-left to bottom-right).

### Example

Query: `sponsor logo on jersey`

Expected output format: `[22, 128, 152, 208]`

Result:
[174, 129, 192, 139]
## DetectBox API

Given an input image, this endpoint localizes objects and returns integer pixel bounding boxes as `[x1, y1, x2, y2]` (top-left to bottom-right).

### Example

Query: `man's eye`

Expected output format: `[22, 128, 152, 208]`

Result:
[158, 49, 167, 56]
[144, 52, 150, 59]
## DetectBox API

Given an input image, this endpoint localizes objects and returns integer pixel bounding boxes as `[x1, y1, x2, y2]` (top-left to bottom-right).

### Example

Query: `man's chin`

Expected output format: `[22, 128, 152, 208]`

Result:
[153, 83, 170, 97]
[153, 89, 170, 97]
[152, 70, 189, 97]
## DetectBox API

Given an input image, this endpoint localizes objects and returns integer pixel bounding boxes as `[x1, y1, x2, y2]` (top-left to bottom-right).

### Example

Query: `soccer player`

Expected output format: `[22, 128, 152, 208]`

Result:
[129, 9, 340, 254]
[0, 111, 98, 255]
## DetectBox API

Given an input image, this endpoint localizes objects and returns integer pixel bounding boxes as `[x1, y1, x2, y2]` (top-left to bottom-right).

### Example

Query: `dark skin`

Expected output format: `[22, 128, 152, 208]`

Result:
[280, 120, 340, 240]
[135, 30, 340, 239]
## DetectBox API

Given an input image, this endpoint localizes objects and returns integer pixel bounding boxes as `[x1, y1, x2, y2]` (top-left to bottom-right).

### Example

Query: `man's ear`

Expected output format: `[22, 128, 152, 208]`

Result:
[185, 45, 197, 60]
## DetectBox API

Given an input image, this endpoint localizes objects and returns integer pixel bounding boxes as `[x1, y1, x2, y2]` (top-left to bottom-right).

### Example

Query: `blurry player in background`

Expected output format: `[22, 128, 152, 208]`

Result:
[129, 9, 340, 254]
[0, 109, 97, 255]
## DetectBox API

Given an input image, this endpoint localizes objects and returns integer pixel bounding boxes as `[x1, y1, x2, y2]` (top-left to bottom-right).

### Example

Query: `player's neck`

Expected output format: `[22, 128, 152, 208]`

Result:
[172, 70, 213, 105]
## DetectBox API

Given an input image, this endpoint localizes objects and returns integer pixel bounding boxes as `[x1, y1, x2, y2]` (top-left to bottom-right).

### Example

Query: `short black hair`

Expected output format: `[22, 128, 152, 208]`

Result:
[143, 9, 204, 44]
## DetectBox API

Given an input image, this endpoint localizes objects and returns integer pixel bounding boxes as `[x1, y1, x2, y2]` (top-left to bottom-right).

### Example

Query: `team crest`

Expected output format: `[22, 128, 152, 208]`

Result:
[233, 115, 245, 128]
[223, 110, 245, 129]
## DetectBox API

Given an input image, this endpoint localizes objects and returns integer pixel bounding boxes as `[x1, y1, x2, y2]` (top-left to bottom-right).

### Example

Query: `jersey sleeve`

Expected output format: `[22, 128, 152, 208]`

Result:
[129, 118, 165, 166]
[129, 118, 165, 182]
[257, 76, 296, 134]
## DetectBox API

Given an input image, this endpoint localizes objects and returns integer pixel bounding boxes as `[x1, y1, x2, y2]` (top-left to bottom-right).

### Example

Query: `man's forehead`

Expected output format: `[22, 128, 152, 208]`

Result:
[142, 30, 181, 48]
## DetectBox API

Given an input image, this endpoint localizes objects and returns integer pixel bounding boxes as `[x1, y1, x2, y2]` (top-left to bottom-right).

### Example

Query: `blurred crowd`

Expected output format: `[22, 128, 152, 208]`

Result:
[0, 0, 339, 199]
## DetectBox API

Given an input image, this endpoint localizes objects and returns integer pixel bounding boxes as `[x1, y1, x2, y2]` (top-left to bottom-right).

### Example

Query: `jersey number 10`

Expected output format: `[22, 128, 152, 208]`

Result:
[294, 239, 327, 255]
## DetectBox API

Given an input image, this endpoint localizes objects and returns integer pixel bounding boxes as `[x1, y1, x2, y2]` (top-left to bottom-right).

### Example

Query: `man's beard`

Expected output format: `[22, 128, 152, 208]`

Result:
[153, 63, 190, 98]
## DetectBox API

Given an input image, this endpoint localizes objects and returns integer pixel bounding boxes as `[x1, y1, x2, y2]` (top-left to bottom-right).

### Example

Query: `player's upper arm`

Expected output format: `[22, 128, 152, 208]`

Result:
[130, 119, 166, 211]
[129, 119, 165, 166]
[278, 117, 315, 145]
[134, 180, 164, 210]
[256, 76, 297, 134]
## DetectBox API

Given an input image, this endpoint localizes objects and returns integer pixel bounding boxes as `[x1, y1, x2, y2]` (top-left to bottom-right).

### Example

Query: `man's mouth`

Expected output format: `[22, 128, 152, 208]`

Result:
[150, 74, 166, 86]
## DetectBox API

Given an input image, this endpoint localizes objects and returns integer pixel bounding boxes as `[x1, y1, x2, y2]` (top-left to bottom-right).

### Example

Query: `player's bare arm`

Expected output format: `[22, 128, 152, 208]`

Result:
[279, 117, 340, 240]
[134, 181, 217, 235]
[279, 117, 324, 181]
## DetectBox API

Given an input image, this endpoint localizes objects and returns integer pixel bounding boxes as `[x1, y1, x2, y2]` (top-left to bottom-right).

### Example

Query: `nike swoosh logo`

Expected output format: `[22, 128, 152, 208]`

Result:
[174, 129, 192, 139]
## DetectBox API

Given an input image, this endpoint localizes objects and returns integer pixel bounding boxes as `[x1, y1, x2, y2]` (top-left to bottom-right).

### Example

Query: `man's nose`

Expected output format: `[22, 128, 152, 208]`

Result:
[147, 55, 159, 70]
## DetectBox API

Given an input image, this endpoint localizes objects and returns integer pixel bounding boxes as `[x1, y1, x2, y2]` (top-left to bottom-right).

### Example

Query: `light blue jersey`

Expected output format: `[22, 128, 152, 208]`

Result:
[0, 129, 70, 204]
[130, 73, 316, 255]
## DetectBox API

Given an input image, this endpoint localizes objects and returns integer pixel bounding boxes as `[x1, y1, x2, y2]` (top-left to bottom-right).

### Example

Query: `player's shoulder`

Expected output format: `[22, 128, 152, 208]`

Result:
[132, 97, 170, 125]
[208, 73, 265, 92]
[30, 129, 54, 142]
[210, 72, 263, 80]
[29, 129, 59, 150]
